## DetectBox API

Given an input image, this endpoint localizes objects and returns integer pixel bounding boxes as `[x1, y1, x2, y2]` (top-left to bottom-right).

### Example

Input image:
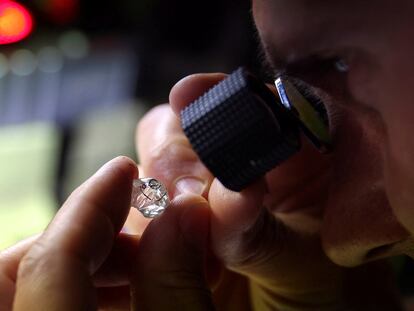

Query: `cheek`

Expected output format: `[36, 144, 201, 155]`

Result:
[321, 108, 408, 267]
[345, 33, 414, 234]
[383, 103, 414, 233]
[361, 50, 414, 233]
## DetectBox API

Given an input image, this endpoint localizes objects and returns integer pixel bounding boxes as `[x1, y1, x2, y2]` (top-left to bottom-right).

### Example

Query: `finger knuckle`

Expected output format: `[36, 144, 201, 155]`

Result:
[152, 135, 194, 162]
[145, 136, 197, 175]
[137, 104, 170, 136]
[0, 257, 11, 281]
[226, 209, 285, 271]
[17, 240, 51, 282]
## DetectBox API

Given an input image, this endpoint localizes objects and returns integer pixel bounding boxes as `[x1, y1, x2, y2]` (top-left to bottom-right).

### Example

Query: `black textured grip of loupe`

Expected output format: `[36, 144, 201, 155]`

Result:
[180, 67, 301, 192]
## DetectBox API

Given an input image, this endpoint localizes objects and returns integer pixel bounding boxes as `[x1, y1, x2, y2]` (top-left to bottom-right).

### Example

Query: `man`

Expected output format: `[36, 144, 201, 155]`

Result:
[1, 0, 413, 309]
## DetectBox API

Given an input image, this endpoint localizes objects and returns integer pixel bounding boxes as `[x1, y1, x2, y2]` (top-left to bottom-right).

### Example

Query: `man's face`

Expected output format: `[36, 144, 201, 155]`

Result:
[253, 0, 414, 266]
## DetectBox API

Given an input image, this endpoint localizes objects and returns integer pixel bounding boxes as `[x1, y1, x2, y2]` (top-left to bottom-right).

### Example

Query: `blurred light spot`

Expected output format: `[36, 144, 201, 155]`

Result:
[47, 0, 79, 25]
[0, 53, 9, 78]
[0, 1, 33, 45]
[10, 49, 37, 76]
[58, 30, 90, 59]
[38, 46, 63, 73]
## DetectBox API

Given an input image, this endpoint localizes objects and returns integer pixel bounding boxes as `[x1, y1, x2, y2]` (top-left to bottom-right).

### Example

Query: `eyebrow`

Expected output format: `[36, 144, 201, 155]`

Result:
[259, 38, 339, 80]
[257, 35, 323, 78]
[254, 8, 348, 78]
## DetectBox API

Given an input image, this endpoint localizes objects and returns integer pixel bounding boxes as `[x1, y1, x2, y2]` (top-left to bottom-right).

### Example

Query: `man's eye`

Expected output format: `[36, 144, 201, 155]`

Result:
[334, 58, 349, 73]
[287, 55, 347, 79]
[286, 56, 349, 98]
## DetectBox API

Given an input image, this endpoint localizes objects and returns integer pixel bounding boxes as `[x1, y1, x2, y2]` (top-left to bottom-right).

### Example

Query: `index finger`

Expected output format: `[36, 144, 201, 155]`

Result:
[13, 156, 137, 311]
[169, 73, 227, 115]
[136, 73, 226, 198]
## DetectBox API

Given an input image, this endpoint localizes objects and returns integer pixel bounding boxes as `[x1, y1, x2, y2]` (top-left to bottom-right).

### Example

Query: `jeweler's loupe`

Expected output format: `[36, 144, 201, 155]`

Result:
[181, 67, 331, 192]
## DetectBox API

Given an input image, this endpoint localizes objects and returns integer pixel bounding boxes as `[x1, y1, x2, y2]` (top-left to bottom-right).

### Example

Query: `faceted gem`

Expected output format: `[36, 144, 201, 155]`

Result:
[131, 178, 170, 218]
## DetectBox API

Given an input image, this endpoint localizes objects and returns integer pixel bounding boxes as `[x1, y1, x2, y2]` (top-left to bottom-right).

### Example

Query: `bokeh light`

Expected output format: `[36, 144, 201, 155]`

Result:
[47, 0, 79, 25]
[9, 49, 37, 76]
[0, 1, 33, 45]
[57, 30, 89, 59]
[38, 46, 64, 73]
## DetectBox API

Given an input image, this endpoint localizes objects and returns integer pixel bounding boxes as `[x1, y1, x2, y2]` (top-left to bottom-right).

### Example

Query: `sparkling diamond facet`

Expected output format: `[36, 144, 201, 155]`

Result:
[131, 178, 170, 218]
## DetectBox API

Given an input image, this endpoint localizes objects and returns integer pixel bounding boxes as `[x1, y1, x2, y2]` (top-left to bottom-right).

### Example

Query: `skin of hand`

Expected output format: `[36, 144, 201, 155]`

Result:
[131, 74, 402, 310]
[0, 157, 216, 311]
[0, 157, 138, 311]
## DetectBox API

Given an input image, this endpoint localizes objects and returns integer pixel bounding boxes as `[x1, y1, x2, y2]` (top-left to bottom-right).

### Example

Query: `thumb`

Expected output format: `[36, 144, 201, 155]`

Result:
[130, 194, 214, 311]
[209, 178, 344, 306]
[208, 178, 281, 274]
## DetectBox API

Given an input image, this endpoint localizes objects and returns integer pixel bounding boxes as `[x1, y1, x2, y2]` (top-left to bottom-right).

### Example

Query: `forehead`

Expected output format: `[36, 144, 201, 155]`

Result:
[252, 0, 409, 64]
[253, 0, 400, 30]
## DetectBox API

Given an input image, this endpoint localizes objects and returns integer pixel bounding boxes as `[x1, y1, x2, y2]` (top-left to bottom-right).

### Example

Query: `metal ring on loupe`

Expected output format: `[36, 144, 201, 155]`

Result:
[275, 77, 332, 153]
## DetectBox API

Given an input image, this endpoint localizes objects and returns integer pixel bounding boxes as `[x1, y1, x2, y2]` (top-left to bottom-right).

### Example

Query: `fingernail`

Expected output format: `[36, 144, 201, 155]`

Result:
[98, 156, 138, 180]
[174, 176, 206, 197]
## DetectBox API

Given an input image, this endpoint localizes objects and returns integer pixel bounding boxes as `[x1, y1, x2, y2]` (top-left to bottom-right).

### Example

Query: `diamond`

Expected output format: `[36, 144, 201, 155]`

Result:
[131, 178, 170, 218]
